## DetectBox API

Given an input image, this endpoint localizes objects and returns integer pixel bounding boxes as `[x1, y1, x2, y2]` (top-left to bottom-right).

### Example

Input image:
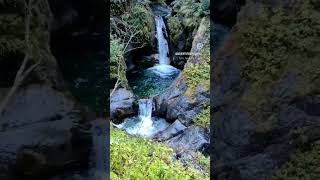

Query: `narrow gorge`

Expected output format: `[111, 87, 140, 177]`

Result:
[110, 0, 210, 179]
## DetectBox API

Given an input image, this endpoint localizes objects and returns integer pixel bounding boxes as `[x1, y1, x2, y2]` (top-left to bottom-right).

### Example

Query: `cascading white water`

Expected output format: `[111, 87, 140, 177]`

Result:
[155, 15, 169, 65]
[113, 98, 169, 138]
[137, 99, 153, 135]
[150, 16, 179, 77]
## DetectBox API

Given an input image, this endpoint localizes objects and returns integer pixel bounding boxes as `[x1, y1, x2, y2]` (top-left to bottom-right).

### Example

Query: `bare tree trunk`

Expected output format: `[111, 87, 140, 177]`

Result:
[0, 0, 39, 116]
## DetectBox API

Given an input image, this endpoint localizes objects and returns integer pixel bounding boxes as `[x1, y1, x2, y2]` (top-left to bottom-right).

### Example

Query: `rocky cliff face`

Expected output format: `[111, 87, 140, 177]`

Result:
[212, 0, 320, 179]
[153, 17, 210, 153]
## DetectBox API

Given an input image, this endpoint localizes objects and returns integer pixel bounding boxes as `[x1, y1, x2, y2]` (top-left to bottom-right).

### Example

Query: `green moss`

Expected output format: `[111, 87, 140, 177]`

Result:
[182, 37, 210, 96]
[110, 128, 208, 179]
[237, 0, 320, 111]
[194, 105, 210, 128]
[167, 0, 209, 44]
[272, 144, 320, 180]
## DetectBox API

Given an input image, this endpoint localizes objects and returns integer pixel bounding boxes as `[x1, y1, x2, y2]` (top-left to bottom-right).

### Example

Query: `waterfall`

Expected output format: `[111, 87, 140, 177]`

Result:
[138, 99, 153, 136]
[155, 15, 169, 65]
[113, 98, 169, 138]
[151, 16, 179, 77]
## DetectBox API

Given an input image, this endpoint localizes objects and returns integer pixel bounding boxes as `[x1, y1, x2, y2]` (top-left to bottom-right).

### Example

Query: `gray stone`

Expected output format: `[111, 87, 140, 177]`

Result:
[0, 84, 91, 179]
[166, 126, 209, 152]
[110, 88, 135, 122]
[153, 120, 186, 141]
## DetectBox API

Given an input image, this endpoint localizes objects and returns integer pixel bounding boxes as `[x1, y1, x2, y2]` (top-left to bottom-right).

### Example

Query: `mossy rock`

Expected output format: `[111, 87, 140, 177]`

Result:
[236, 0, 320, 112]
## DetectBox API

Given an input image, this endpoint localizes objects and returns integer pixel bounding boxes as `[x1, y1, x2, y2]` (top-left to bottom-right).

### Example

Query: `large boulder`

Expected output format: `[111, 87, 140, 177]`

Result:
[153, 120, 186, 142]
[0, 84, 92, 179]
[110, 88, 135, 123]
[166, 126, 209, 152]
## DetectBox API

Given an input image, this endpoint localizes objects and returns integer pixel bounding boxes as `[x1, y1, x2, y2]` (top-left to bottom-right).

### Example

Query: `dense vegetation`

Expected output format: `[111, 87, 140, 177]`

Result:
[0, 14, 24, 55]
[110, 0, 154, 89]
[167, 0, 209, 45]
[194, 105, 210, 128]
[272, 144, 320, 179]
[236, 0, 320, 112]
[183, 34, 210, 96]
[110, 128, 208, 180]
[110, 37, 128, 88]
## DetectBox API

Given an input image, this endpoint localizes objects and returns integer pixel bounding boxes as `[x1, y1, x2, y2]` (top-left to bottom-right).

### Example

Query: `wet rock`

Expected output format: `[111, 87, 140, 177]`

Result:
[212, 0, 245, 27]
[150, 2, 171, 16]
[110, 88, 135, 122]
[154, 77, 201, 125]
[153, 120, 186, 141]
[0, 84, 92, 179]
[166, 126, 209, 152]
[139, 54, 159, 68]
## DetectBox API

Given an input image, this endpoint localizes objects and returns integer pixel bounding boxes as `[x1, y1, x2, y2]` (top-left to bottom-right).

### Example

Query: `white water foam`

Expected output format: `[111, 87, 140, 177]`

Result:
[114, 99, 169, 138]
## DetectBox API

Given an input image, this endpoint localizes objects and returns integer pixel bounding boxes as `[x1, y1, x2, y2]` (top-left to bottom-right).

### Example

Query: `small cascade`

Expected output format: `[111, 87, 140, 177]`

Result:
[114, 98, 169, 138]
[138, 99, 153, 132]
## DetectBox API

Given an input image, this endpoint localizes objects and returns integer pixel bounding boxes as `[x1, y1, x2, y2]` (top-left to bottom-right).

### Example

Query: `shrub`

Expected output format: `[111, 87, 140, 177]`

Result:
[194, 105, 210, 128]
[110, 37, 128, 88]
[167, 0, 209, 44]
[121, 3, 153, 45]
[272, 145, 320, 180]
[194, 151, 210, 173]
[111, 1, 153, 47]
[110, 128, 208, 179]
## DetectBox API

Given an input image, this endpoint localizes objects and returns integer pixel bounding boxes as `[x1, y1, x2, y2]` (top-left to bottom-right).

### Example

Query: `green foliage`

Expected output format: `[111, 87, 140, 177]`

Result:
[111, 1, 153, 47]
[121, 3, 153, 45]
[167, 0, 209, 43]
[194, 105, 210, 128]
[110, 128, 208, 179]
[194, 151, 210, 173]
[110, 37, 128, 87]
[182, 37, 210, 96]
[0, 14, 25, 55]
[183, 63, 210, 94]
[237, 0, 320, 111]
[272, 145, 320, 180]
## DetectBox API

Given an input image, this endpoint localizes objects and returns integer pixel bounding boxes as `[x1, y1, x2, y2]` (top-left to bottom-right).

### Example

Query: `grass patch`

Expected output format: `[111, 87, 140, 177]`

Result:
[110, 128, 208, 180]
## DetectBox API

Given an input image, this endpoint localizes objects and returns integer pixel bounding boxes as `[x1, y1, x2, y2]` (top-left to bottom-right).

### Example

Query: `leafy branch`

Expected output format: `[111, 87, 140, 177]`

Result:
[0, 0, 40, 116]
